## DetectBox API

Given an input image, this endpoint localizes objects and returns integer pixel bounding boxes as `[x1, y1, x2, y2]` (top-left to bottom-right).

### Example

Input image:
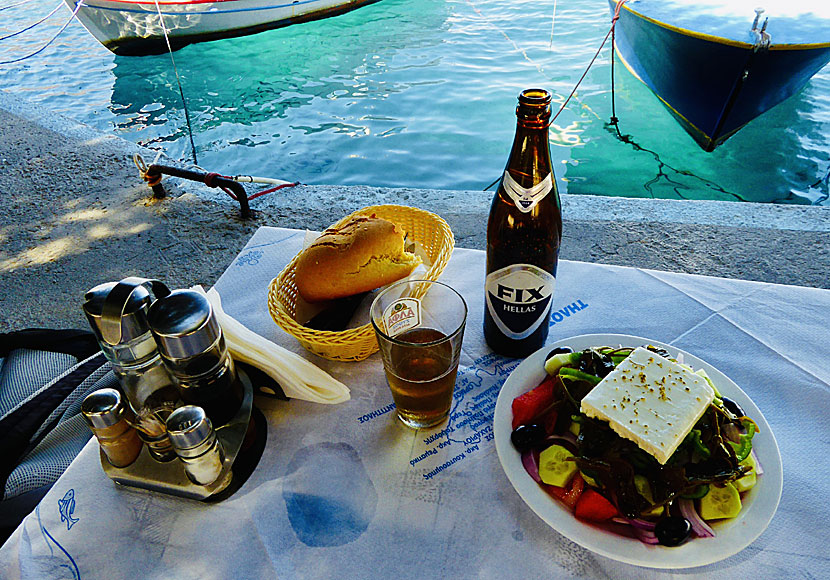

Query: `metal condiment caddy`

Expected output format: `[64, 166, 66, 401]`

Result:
[98, 371, 253, 500]
[82, 276, 259, 501]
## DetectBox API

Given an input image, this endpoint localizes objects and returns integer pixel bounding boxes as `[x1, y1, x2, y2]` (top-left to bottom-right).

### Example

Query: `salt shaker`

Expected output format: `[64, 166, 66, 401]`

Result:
[148, 290, 242, 427]
[83, 278, 182, 462]
[81, 388, 143, 468]
[166, 405, 231, 490]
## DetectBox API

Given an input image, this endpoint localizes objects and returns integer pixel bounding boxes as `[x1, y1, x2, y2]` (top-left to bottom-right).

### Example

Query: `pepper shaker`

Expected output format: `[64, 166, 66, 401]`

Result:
[148, 290, 242, 427]
[166, 405, 231, 490]
[81, 388, 143, 468]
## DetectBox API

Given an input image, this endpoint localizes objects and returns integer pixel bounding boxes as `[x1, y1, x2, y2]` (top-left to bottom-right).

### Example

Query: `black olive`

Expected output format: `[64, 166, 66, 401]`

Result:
[545, 346, 573, 362]
[721, 396, 746, 418]
[510, 423, 547, 452]
[645, 345, 672, 359]
[577, 350, 616, 378]
[686, 456, 735, 479]
[595, 355, 616, 377]
[655, 516, 692, 547]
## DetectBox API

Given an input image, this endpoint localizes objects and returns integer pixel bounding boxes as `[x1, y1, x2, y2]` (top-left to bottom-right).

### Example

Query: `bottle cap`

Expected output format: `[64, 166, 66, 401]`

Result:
[148, 290, 221, 361]
[166, 405, 215, 451]
[81, 388, 126, 429]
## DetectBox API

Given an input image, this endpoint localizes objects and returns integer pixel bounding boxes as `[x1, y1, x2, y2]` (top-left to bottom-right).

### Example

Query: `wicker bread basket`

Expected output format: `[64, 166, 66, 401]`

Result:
[267, 205, 455, 361]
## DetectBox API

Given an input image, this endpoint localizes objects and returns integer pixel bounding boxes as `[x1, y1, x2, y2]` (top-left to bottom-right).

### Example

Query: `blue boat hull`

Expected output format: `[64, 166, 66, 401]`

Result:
[609, 0, 830, 151]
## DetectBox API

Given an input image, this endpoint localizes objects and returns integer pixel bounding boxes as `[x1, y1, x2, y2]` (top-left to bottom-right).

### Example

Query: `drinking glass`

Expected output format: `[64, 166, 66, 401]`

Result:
[370, 280, 467, 429]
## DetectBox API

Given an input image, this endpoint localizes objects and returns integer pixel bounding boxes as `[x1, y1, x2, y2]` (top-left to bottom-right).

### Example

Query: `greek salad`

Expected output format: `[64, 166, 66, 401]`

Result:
[510, 345, 761, 547]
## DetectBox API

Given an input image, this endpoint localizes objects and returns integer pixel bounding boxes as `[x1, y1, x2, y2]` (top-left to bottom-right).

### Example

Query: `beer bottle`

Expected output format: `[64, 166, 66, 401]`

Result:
[484, 88, 563, 358]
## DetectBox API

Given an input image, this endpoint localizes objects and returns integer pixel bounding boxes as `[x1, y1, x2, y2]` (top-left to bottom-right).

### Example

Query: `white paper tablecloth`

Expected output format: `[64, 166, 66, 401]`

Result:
[2, 226, 828, 579]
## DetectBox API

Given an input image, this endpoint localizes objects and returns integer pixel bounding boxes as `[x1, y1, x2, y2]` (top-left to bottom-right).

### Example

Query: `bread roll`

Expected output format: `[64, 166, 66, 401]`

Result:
[294, 215, 422, 303]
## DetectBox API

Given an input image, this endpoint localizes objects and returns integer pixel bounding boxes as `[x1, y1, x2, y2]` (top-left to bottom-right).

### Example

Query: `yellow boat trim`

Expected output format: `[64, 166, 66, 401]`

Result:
[614, 42, 713, 146]
[612, 0, 830, 51]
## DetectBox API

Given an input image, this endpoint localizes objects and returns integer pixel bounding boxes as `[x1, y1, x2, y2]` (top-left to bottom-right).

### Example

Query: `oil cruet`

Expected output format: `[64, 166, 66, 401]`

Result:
[83, 277, 181, 461]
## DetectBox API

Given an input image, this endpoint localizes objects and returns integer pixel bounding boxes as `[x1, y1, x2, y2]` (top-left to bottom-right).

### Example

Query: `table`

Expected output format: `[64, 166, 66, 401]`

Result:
[2, 226, 828, 579]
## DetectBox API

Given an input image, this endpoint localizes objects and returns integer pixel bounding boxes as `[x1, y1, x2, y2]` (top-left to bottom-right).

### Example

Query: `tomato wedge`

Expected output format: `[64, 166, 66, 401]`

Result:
[543, 472, 585, 509]
[512, 375, 557, 430]
[574, 488, 619, 522]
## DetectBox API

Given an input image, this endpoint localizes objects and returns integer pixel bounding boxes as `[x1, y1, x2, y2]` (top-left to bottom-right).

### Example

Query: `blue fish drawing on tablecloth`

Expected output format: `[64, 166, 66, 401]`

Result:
[58, 489, 79, 530]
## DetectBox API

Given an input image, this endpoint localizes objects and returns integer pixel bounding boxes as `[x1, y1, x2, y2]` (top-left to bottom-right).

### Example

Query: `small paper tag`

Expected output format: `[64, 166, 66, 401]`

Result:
[382, 298, 421, 338]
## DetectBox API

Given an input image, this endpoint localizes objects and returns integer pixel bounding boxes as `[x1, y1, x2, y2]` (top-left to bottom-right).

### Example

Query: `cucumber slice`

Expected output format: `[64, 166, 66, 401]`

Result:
[735, 453, 757, 493]
[544, 352, 580, 376]
[580, 471, 598, 488]
[538, 444, 578, 487]
[634, 474, 664, 516]
[699, 482, 742, 520]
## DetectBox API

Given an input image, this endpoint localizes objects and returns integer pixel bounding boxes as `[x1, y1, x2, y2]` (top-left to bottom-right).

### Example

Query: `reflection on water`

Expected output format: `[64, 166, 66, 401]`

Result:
[2, 0, 829, 203]
[108, 0, 454, 181]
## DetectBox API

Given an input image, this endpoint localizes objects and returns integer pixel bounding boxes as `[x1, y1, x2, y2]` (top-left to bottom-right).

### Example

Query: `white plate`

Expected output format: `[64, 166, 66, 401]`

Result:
[493, 333, 783, 569]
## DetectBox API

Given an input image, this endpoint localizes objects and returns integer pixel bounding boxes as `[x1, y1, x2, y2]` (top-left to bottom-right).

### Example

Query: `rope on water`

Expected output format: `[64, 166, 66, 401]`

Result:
[482, 0, 621, 191]
[551, 20, 617, 124]
[153, 0, 198, 166]
[549, 0, 558, 49]
[0, 2, 62, 41]
[464, 0, 562, 104]
[805, 166, 830, 205]
[608, 0, 625, 140]
[0, 0, 81, 65]
[0, 0, 40, 12]
[604, 1, 746, 202]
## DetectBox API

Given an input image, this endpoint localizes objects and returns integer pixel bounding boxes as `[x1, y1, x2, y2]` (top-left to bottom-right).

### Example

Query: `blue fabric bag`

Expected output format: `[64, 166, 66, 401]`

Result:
[0, 329, 116, 543]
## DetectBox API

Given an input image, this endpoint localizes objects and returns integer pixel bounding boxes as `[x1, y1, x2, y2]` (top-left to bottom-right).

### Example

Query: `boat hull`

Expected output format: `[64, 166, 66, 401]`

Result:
[609, 0, 830, 151]
[65, 0, 382, 55]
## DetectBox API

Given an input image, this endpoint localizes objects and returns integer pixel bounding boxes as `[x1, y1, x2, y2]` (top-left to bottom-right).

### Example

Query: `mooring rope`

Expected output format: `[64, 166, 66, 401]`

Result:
[550, 4, 622, 125]
[608, 0, 625, 140]
[134, 153, 299, 203]
[463, 0, 567, 111]
[0, 0, 40, 12]
[152, 0, 199, 166]
[549, 0, 557, 48]
[0, 2, 63, 42]
[0, 0, 81, 65]
[482, 0, 621, 191]
[605, 1, 746, 202]
[807, 166, 830, 204]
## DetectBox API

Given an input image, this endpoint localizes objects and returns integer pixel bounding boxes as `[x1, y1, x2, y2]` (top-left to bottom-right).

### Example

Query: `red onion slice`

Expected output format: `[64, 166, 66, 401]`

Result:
[521, 449, 541, 482]
[751, 448, 764, 476]
[545, 431, 578, 447]
[678, 498, 715, 538]
[611, 516, 657, 530]
[628, 517, 657, 531]
[633, 526, 661, 545]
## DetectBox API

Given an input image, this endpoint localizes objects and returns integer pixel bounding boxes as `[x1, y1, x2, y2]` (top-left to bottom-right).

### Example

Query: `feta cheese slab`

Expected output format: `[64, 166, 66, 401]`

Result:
[580, 346, 715, 464]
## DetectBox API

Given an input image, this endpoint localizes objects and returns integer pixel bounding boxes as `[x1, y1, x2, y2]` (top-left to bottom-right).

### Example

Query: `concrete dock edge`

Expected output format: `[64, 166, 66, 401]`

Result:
[2, 90, 828, 331]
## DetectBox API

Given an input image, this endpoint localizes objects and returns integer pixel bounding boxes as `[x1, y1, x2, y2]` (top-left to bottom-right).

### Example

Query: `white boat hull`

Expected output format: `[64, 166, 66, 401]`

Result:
[65, 0, 382, 54]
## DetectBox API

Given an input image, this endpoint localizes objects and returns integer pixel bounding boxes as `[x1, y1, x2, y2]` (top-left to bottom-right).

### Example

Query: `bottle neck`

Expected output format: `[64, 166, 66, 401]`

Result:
[504, 119, 553, 188]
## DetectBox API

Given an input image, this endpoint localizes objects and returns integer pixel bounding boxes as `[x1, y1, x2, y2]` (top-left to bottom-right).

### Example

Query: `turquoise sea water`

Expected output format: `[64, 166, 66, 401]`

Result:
[2, 0, 829, 204]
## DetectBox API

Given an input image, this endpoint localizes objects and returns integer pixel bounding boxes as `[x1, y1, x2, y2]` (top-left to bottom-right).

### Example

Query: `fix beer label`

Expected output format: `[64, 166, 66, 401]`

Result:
[485, 264, 555, 340]
[501, 171, 554, 213]
[382, 298, 421, 338]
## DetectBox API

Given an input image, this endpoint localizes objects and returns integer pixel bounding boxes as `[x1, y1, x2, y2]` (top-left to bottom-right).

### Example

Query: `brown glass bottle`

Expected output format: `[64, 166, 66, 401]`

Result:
[484, 88, 563, 358]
